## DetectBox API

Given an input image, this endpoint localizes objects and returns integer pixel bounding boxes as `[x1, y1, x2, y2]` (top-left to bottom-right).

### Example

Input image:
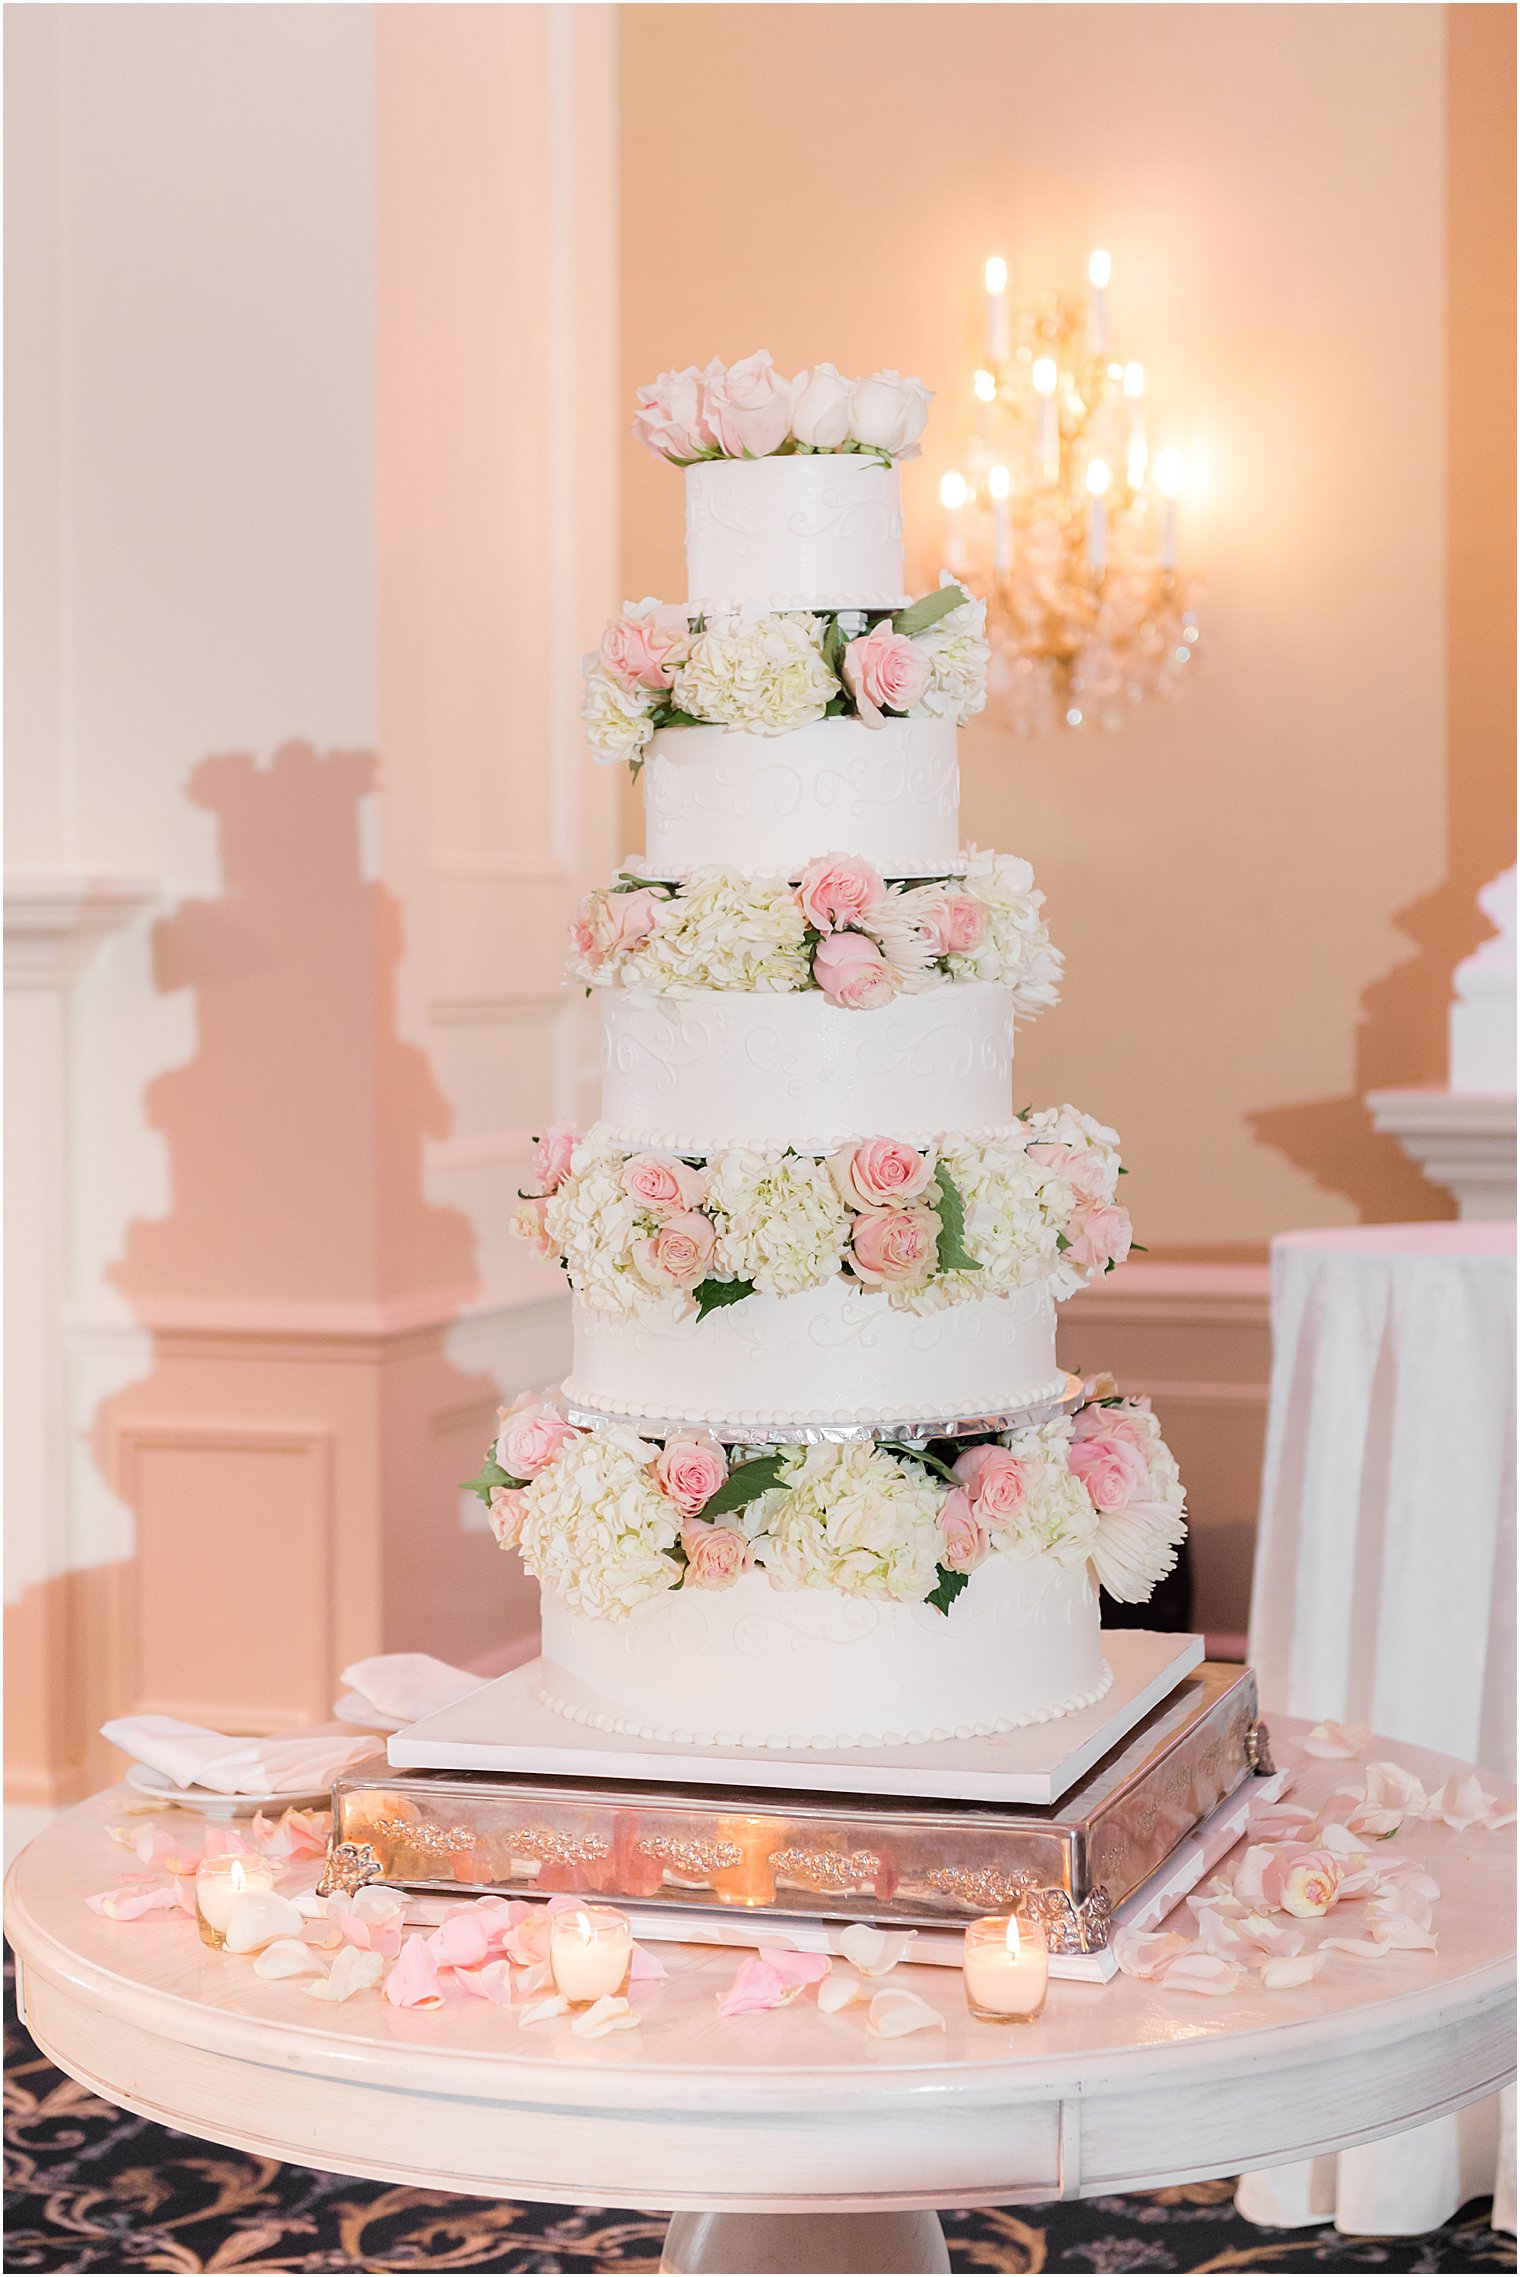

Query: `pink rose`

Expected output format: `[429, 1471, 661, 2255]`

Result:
[632, 1210, 716, 1289]
[790, 362, 856, 449]
[850, 1204, 939, 1289]
[656, 1433, 730, 1515]
[702, 351, 792, 459]
[498, 1404, 578, 1479]
[936, 1488, 988, 1573]
[830, 1137, 932, 1210]
[944, 895, 987, 954]
[1273, 1849, 1343, 1919]
[488, 1486, 530, 1550]
[813, 929, 899, 1009]
[848, 370, 934, 457]
[632, 361, 723, 462]
[1068, 1433, 1151, 1513]
[530, 1122, 576, 1195]
[953, 1446, 1033, 1525]
[580, 887, 660, 964]
[796, 852, 888, 934]
[1028, 1142, 1110, 1206]
[511, 1195, 556, 1259]
[681, 1522, 753, 1589]
[622, 1153, 708, 1217]
[843, 620, 930, 728]
[1064, 1202, 1133, 1274]
[1073, 1401, 1153, 1456]
[600, 601, 692, 691]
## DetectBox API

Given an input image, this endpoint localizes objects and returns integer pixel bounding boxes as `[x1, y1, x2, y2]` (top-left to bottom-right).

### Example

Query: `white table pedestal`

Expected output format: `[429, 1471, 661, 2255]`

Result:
[662, 2209, 949, 2273]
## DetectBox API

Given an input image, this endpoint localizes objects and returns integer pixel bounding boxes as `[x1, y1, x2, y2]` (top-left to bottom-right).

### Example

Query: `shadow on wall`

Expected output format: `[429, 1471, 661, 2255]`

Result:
[1247, 876, 1483, 1222]
[45, 744, 500, 1796]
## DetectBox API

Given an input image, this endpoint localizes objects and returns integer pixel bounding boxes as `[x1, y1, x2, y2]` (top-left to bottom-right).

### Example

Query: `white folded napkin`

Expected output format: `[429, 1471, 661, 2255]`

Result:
[339, 1652, 484, 1723]
[101, 1714, 380, 1796]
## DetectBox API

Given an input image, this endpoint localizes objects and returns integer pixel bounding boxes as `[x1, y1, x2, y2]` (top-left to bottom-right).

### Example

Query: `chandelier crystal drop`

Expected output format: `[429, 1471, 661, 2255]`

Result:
[941, 253, 1202, 735]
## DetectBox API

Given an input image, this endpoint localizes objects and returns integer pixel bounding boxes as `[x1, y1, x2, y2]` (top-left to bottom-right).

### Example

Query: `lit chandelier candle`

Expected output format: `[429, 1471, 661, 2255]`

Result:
[1087, 248, 1112, 356]
[963, 1911, 1049, 2023]
[1124, 363, 1147, 489]
[1154, 445, 1185, 571]
[194, 1852, 276, 1950]
[1031, 357, 1059, 484]
[984, 254, 1011, 362]
[1086, 458, 1111, 577]
[549, 1904, 633, 2008]
[939, 468, 970, 576]
[988, 462, 1013, 574]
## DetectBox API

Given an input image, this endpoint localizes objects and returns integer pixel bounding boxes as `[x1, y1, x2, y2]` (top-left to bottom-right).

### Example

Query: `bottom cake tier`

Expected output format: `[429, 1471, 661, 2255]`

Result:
[537, 1557, 1111, 1751]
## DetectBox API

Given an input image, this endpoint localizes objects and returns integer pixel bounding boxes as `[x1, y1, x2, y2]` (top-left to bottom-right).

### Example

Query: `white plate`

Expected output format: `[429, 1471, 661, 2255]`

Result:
[125, 1762, 334, 1818]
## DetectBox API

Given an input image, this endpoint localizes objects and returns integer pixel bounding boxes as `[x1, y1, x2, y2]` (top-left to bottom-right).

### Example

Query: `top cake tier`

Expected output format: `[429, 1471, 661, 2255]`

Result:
[685, 456, 907, 616]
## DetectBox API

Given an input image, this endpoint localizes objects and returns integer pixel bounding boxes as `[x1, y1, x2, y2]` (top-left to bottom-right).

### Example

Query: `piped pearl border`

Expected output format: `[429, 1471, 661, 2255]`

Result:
[533, 1658, 1114, 1753]
[595, 1119, 1027, 1160]
[559, 1371, 1073, 1439]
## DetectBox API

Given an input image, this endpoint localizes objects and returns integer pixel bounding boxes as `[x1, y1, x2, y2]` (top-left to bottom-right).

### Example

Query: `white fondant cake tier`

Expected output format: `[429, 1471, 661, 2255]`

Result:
[538, 1558, 1109, 1749]
[685, 456, 906, 615]
[642, 715, 960, 881]
[565, 1279, 1062, 1431]
[600, 981, 1015, 1155]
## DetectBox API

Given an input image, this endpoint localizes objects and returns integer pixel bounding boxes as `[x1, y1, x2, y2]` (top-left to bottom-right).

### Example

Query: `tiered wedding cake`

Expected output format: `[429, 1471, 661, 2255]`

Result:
[475, 355, 1188, 1753]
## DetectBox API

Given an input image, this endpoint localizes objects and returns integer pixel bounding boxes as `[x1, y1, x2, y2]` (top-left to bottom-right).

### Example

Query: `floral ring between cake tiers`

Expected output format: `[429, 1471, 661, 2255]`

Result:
[532, 1659, 1116, 1751]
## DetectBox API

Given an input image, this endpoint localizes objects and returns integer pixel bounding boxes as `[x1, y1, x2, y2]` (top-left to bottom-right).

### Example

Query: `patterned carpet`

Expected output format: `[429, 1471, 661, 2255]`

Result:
[5, 1970, 1512, 2274]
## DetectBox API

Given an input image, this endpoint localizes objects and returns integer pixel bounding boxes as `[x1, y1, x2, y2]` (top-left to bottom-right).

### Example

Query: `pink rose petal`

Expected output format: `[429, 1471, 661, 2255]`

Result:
[1112, 1928, 1192, 1980]
[1159, 1950, 1241, 1996]
[571, 1994, 640, 2038]
[717, 1956, 809, 2016]
[1261, 1951, 1326, 1990]
[518, 1992, 570, 2028]
[1301, 1720, 1371, 1760]
[427, 1912, 492, 1971]
[629, 1942, 667, 1981]
[87, 1882, 180, 1921]
[866, 1988, 945, 2039]
[384, 1931, 448, 2009]
[305, 1946, 384, 2003]
[454, 1958, 514, 2005]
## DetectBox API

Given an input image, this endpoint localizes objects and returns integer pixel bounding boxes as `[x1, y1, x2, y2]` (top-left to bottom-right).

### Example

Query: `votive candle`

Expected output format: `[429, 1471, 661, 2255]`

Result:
[195, 1853, 276, 1950]
[984, 256, 1011, 363]
[963, 1912, 1049, 2022]
[549, 1905, 633, 2007]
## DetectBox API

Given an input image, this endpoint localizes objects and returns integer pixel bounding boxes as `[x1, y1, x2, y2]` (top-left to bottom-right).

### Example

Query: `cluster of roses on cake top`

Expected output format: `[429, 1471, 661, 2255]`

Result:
[466, 1381, 1187, 1623]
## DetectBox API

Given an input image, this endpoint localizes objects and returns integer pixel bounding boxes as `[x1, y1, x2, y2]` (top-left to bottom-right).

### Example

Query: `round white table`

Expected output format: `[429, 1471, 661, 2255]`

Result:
[6, 1725, 1514, 2275]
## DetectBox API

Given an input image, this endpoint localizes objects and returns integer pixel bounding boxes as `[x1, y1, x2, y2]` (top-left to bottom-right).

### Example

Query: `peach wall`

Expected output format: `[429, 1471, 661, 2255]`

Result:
[620, 2, 1513, 1251]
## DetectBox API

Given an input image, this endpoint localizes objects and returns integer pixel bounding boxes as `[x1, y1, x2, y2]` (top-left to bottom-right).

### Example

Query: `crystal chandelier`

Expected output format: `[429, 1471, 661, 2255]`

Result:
[939, 252, 1200, 735]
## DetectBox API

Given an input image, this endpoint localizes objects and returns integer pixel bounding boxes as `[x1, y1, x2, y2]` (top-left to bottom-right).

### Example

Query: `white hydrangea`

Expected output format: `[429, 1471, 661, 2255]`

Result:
[916, 579, 990, 725]
[544, 1133, 647, 1315]
[635, 869, 812, 995]
[674, 614, 837, 736]
[582, 661, 657, 769]
[1021, 1103, 1122, 1186]
[517, 1429, 681, 1619]
[757, 1441, 944, 1602]
[870, 882, 951, 994]
[895, 1138, 1060, 1312]
[706, 1149, 850, 1295]
[948, 849, 1063, 1019]
[991, 1419, 1100, 1570]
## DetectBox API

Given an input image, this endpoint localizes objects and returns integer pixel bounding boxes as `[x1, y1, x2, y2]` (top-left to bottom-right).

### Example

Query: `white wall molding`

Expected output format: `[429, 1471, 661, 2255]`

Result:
[4, 874, 158, 988]
[1367, 1087, 1516, 1220]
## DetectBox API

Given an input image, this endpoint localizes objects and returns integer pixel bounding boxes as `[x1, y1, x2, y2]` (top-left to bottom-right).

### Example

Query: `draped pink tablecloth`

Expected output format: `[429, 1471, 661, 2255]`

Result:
[1241, 1219, 1516, 2238]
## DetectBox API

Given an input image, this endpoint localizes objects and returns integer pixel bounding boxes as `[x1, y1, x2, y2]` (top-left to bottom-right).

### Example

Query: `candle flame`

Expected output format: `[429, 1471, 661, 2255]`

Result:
[1086, 458, 1112, 497]
[1005, 1914, 1022, 1958]
[1087, 248, 1112, 290]
[939, 470, 969, 511]
[229, 1857, 247, 1894]
[1031, 357, 1058, 398]
[1154, 446, 1185, 498]
[572, 1909, 594, 1945]
[1123, 361, 1145, 400]
[988, 463, 1011, 501]
[984, 255, 1008, 296]
[972, 368, 997, 403]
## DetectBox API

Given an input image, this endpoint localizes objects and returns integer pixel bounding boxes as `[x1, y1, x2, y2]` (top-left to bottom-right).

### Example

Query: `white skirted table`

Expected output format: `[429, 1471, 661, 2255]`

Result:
[5, 1725, 1514, 2276]
[1244, 1218, 1516, 2237]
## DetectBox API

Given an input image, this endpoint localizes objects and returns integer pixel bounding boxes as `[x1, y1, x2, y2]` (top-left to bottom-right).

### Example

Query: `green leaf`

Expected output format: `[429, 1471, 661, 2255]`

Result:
[649, 705, 703, 731]
[892, 583, 968, 640]
[628, 757, 644, 782]
[460, 1455, 525, 1507]
[934, 1167, 983, 1274]
[616, 871, 675, 894]
[884, 1441, 960, 1486]
[821, 615, 847, 677]
[698, 1452, 788, 1519]
[693, 1275, 756, 1323]
[926, 1565, 970, 1616]
[823, 693, 851, 717]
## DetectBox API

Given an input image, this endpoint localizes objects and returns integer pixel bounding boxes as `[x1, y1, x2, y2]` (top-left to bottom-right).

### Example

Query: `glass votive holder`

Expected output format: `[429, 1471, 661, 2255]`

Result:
[548, 1904, 633, 2008]
[962, 1911, 1049, 2023]
[194, 1853, 276, 1950]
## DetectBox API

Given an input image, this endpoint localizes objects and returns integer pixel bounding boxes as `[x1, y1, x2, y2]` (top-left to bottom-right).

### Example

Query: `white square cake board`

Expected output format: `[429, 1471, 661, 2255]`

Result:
[386, 1630, 1204, 1807]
